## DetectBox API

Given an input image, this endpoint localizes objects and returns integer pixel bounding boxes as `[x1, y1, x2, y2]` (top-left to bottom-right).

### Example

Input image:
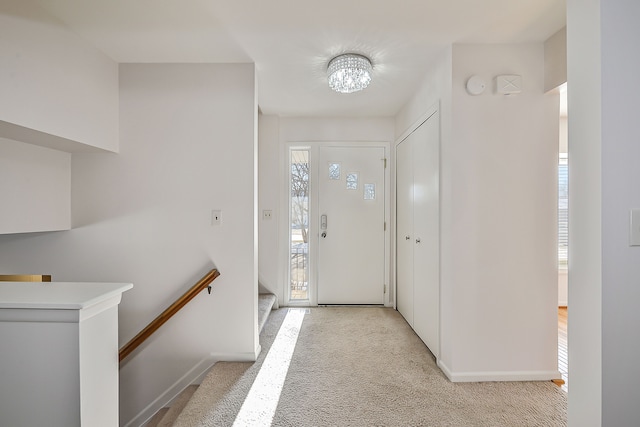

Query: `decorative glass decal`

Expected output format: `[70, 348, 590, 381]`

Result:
[364, 183, 376, 200]
[346, 173, 358, 190]
[328, 163, 341, 180]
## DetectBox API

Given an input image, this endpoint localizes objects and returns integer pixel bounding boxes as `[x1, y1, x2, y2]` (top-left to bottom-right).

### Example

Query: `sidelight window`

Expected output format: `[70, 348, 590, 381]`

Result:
[289, 149, 310, 300]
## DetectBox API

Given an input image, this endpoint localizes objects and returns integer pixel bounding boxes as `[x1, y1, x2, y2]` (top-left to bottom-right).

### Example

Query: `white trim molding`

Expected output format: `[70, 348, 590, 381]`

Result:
[438, 359, 562, 383]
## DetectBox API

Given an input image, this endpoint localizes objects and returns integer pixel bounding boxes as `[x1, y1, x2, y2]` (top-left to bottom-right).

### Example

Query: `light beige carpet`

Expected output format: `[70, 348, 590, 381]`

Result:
[184, 307, 567, 426]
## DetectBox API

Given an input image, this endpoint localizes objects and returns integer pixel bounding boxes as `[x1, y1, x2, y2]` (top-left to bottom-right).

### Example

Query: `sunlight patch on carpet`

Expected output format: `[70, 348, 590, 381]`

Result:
[232, 308, 305, 427]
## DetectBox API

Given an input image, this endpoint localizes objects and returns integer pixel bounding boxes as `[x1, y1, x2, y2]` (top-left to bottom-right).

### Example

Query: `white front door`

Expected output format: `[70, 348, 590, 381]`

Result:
[317, 146, 385, 304]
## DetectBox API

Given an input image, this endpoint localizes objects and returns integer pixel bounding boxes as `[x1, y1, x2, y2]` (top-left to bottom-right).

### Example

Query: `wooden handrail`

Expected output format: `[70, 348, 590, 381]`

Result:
[119, 268, 220, 362]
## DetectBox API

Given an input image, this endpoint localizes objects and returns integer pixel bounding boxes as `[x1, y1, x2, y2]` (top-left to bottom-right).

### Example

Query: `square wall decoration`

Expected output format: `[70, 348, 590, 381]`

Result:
[329, 163, 340, 180]
[346, 173, 358, 190]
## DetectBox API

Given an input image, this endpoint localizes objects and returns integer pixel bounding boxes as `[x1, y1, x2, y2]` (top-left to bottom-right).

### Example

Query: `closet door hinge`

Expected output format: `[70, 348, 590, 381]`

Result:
[384, 221, 387, 231]
[384, 284, 387, 294]
[383, 158, 387, 169]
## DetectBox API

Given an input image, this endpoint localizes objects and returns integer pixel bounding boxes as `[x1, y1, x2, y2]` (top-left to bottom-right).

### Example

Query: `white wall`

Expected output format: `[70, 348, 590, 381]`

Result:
[0, 0, 118, 235]
[0, 0, 118, 152]
[395, 43, 558, 382]
[600, 2, 640, 423]
[395, 47, 453, 364]
[395, 48, 453, 140]
[0, 138, 70, 234]
[567, 1, 640, 425]
[258, 116, 395, 306]
[437, 43, 558, 381]
[279, 117, 395, 144]
[0, 63, 258, 425]
[544, 28, 568, 308]
[545, 27, 567, 92]
[566, 2, 640, 424]
[258, 115, 280, 296]
[566, 0, 602, 424]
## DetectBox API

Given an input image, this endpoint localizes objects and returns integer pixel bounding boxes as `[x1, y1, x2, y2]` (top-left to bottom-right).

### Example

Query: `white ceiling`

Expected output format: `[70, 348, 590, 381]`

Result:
[34, 0, 566, 118]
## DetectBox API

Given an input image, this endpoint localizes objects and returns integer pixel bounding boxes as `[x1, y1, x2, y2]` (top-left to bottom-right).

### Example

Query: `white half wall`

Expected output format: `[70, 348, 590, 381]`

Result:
[0, 138, 70, 234]
[0, 63, 258, 426]
[408, 43, 559, 381]
[0, 0, 118, 152]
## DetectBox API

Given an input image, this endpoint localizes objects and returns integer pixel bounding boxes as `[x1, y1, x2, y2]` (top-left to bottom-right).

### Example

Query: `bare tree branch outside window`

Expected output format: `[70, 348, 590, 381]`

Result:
[291, 160, 309, 243]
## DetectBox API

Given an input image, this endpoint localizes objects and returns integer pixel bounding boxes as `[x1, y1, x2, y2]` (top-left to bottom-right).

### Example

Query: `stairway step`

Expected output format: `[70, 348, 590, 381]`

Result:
[258, 293, 277, 334]
[155, 384, 198, 427]
[172, 362, 251, 427]
[146, 298, 277, 426]
[172, 309, 287, 426]
[142, 407, 169, 427]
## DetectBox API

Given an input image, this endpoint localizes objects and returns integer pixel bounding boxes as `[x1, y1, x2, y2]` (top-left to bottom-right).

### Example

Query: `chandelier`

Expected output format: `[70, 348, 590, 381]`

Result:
[327, 53, 373, 94]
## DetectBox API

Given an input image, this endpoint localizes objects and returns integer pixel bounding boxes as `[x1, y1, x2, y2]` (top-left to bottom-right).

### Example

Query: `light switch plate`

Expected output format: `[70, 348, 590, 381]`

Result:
[630, 209, 640, 246]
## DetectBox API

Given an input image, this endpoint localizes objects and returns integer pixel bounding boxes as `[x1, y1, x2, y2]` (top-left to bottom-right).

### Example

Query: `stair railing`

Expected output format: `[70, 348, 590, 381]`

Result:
[119, 268, 221, 362]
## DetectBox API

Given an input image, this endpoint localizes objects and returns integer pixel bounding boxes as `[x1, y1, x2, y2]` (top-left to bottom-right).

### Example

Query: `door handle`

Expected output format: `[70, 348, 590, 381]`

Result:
[405, 235, 410, 240]
[321, 214, 327, 238]
[416, 237, 421, 243]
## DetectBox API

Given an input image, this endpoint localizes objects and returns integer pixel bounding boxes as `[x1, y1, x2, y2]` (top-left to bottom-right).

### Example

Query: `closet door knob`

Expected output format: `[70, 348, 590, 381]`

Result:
[416, 237, 421, 243]
[405, 235, 411, 240]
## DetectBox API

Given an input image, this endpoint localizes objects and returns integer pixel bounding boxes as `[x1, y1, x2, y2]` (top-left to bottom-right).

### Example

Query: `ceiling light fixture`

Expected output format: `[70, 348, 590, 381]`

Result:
[327, 53, 372, 94]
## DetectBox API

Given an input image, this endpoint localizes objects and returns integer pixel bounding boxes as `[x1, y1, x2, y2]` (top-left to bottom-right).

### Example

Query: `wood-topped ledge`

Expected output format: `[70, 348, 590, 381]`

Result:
[0, 275, 52, 282]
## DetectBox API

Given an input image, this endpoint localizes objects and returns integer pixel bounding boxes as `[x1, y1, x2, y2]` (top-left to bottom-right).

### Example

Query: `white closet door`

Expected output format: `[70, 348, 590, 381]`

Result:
[396, 108, 440, 357]
[396, 138, 414, 325]
[412, 112, 440, 357]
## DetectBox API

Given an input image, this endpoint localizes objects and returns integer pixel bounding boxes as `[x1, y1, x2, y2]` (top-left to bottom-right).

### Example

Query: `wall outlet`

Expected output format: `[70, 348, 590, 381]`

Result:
[263, 210, 273, 220]
[211, 210, 221, 226]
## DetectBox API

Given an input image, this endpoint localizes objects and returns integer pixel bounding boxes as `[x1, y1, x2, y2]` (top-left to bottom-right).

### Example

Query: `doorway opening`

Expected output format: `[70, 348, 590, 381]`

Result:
[285, 143, 389, 307]
[557, 82, 568, 391]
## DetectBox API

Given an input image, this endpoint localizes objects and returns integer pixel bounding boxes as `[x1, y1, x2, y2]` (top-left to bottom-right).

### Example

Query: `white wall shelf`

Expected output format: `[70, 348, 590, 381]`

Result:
[0, 120, 115, 154]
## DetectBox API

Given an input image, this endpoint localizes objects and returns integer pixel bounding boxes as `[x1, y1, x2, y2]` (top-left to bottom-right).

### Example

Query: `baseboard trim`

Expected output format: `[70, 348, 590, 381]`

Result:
[437, 359, 561, 383]
[210, 347, 261, 362]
